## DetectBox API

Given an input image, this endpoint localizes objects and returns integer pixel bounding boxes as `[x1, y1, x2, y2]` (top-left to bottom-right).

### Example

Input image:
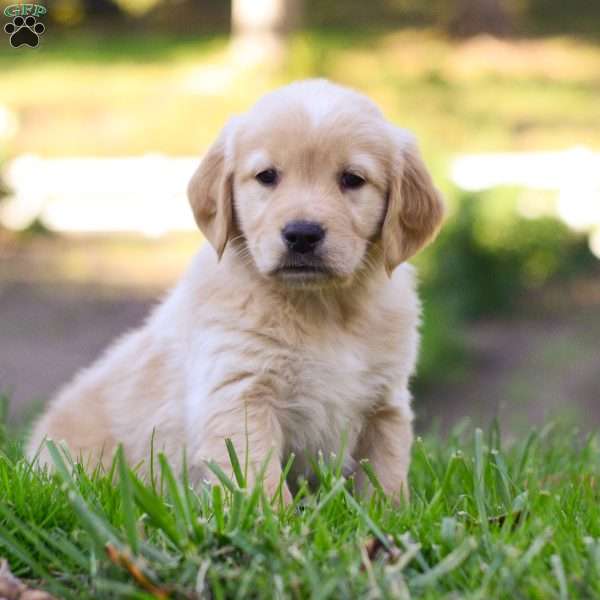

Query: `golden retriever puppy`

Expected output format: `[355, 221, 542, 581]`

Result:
[27, 79, 444, 501]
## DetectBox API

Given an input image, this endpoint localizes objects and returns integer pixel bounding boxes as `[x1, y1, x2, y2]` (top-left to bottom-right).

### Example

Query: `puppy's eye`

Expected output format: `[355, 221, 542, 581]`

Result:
[255, 169, 278, 186]
[340, 171, 366, 190]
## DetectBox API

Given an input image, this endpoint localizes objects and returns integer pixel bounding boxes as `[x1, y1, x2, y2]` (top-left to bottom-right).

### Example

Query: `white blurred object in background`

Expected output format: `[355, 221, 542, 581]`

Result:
[0, 154, 199, 237]
[452, 146, 600, 258]
[2, 148, 599, 258]
[0, 104, 18, 142]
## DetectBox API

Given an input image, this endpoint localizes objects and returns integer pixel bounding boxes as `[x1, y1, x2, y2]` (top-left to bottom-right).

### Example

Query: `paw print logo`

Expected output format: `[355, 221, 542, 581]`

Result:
[4, 15, 45, 48]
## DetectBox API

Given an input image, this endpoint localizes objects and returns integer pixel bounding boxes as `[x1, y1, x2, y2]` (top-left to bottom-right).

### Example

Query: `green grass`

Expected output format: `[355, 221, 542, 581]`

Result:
[1, 408, 599, 599]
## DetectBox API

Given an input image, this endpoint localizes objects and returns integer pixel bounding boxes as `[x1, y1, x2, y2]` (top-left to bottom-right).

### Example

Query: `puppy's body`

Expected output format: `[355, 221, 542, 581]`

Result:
[28, 80, 443, 499]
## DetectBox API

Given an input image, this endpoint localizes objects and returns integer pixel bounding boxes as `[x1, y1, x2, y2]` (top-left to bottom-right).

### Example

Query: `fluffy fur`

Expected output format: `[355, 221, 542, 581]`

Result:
[28, 80, 444, 501]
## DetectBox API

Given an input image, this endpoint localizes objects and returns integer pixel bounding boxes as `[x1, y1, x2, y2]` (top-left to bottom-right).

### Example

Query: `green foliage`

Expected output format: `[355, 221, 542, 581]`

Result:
[419, 189, 594, 320]
[413, 187, 595, 387]
[414, 289, 467, 389]
[526, 0, 600, 36]
[0, 420, 599, 598]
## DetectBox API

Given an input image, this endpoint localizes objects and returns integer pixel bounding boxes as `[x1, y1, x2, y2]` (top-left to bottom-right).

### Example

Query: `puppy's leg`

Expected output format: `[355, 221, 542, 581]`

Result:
[27, 388, 115, 473]
[354, 391, 414, 502]
[192, 398, 292, 503]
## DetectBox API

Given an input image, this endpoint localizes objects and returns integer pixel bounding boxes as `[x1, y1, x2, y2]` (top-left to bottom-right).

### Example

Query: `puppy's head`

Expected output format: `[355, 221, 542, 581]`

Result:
[188, 80, 444, 288]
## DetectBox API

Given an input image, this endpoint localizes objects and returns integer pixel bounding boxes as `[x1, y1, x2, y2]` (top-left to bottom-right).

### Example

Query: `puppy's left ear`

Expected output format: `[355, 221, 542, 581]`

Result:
[382, 128, 445, 275]
[187, 119, 238, 259]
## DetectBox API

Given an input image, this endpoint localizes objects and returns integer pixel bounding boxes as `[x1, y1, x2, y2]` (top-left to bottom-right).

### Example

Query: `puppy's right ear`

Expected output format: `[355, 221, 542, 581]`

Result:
[187, 119, 238, 259]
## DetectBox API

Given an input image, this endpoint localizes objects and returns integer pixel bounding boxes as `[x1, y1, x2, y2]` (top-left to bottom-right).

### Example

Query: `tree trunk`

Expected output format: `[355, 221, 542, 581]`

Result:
[448, 0, 513, 38]
[231, 0, 302, 66]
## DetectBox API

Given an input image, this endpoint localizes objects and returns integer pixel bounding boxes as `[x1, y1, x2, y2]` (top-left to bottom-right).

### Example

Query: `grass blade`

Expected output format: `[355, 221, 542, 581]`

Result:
[342, 487, 390, 551]
[116, 445, 139, 554]
[551, 554, 569, 600]
[473, 428, 490, 551]
[411, 537, 477, 588]
[159, 453, 193, 542]
[131, 477, 183, 549]
[225, 438, 246, 488]
[212, 484, 225, 534]
[206, 461, 236, 494]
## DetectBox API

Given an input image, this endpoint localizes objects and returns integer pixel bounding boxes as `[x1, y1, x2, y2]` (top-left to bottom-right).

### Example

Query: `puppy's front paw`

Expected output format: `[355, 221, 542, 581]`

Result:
[355, 463, 410, 505]
[262, 475, 293, 506]
[277, 482, 294, 506]
[388, 479, 410, 505]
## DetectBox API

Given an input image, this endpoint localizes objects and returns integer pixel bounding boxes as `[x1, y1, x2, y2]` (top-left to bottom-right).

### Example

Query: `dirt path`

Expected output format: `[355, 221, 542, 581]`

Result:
[0, 282, 156, 422]
[418, 280, 600, 432]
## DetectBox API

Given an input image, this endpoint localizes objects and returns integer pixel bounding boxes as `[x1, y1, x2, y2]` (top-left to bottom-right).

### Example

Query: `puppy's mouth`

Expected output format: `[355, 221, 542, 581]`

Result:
[272, 256, 333, 283]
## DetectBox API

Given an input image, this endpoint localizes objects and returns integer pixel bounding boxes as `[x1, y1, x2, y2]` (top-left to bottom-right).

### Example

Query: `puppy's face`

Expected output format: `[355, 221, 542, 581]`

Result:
[188, 81, 444, 288]
[232, 107, 390, 287]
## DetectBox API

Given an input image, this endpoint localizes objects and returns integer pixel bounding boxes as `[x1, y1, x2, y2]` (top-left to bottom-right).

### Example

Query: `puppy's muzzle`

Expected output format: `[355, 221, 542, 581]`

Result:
[275, 220, 331, 281]
[281, 220, 326, 255]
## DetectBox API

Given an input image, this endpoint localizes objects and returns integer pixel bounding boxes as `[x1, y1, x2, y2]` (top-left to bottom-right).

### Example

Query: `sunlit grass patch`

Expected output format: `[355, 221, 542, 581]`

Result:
[1, 30, 600, 157]
[1, 415, 599, 598]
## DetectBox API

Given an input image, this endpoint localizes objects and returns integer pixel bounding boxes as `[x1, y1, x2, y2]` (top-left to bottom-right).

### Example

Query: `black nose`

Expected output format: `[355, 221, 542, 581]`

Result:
[281, 220, 326, 254]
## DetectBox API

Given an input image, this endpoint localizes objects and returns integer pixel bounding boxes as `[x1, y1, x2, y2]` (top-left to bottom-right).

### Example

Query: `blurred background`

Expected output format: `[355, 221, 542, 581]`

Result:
[1, 0, 599, 433]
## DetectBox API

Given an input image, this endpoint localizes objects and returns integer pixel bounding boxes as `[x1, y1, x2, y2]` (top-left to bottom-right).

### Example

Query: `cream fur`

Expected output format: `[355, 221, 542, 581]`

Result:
[27, 79, 444, 501]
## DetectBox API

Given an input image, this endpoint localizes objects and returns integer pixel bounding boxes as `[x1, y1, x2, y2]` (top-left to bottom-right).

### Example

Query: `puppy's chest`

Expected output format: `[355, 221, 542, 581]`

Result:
[285, 342, 380, 405]
[274, 331, 394, 454]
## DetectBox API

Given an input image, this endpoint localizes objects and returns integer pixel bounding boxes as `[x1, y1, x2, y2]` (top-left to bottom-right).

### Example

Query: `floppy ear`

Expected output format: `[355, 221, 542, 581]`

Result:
[187, 120, 237, 259]
[381, 129, 445, 275]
